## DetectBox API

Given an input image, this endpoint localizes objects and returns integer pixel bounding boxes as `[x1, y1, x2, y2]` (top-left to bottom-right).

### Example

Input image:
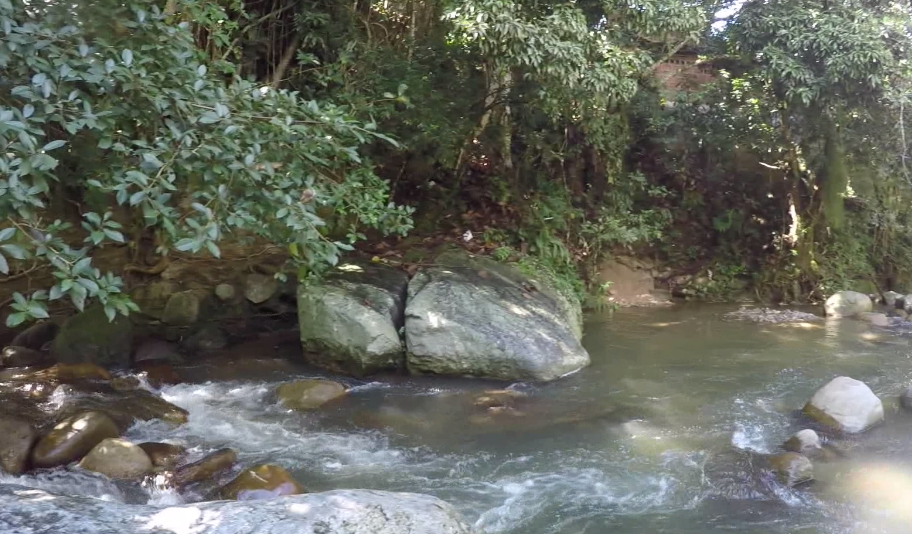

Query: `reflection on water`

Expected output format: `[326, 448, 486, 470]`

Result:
[7, 303, 912, 533]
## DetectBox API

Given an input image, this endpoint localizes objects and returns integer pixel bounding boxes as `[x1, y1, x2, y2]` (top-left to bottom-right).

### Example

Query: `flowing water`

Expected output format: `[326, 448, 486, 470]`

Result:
[7, 303, 912, 533]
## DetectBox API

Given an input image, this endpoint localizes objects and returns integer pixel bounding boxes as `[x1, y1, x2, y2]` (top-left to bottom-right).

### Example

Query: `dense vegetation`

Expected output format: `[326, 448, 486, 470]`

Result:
[2, 0, 912, 324]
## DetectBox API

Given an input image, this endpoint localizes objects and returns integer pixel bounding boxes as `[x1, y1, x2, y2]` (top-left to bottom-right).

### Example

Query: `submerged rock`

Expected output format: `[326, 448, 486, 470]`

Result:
[31, 411, 119, 469]
[138, 442, 186, 469]
[824, 291, 873, 318]
[859, 312, 890, 327]
[217, 464, 306, 500]
[297, 263, 408, 376]
[51, 306, 133, 368]
[722, 307, 821, 324]
[78, 438, 153, 480]
[171, 448, 237, 488]
[276, 379, 346, 411]
[803, 376, 884, 433]
[782, 429, 822, 456]
[900, 386, 912, 411]
[768, 452, 813, 487]
[10, 321, 59, 351]
[0, 417, 36, 475]
[0, 484, 474, 534]
[405, 252, 590, 382]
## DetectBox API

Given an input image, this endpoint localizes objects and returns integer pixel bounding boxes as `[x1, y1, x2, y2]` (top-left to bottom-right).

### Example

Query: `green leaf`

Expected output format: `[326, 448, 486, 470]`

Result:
[0, 228, 15, 241]
[129, 191, 147, 205]
[49, 284, 64, 300]
[43, 140, 66, 151]
[122, 49, 133, 66]
[103, 229, 125, 243]
[5, 312, 28, 328]
[27, 303, 49, 319]
[1, 244, 26, 260]
[0, 252, 7, 274]
[104, 304, 116, 322]
[70, 283, 88, 311]
[205, 240, 221, 258]
[174, 238, 196, 252]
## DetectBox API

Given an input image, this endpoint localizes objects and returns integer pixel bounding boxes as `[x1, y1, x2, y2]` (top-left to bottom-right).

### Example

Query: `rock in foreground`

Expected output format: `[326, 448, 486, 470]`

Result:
[0, 484, 474, 534]
[823, 291, 873, 318]
[803, 376, 884, 434]
[405, 253, 590, 382]
[78, 438, 153, 480]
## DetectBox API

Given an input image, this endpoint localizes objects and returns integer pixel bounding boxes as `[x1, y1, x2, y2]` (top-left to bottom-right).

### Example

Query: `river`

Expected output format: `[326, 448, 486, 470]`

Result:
[4, 303, 912, 533]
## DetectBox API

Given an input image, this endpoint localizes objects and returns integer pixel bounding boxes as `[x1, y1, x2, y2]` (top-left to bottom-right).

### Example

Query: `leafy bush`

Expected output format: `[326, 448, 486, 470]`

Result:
[0, 1, 412, 326]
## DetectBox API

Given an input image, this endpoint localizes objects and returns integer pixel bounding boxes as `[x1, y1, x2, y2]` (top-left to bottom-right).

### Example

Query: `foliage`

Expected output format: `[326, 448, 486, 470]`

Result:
[0, 0, 411, 326]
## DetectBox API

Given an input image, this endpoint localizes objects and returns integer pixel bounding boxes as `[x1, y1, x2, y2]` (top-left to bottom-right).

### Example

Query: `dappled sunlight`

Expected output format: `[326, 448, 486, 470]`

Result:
[338, 263, 364, 273]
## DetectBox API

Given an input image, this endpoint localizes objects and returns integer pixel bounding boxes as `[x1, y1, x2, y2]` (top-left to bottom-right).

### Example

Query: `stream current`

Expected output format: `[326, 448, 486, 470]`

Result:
[5, 303, 912, 533]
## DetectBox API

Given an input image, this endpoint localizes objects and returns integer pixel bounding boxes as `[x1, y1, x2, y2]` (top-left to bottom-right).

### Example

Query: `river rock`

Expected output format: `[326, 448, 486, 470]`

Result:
[172, 448, 238, 488]
[768, 452, 813, 487]
[10, 321, 59, 351]
[78, 438, 153, 479]
[883, 291, 904, 308]
[217, 464, 306, 500]
[162, 290, 209, 326]
[405, 252, 589, 381]
[783, 429, 822, 456]
[860, 312, 890, 327]
[0, 346, 52, 368]
[0, 484, 474, 534]
[138, 442, 186, 468]
[33, 362, 112, 383]
[824, 291, 873, 318]
[297, 263, 408, 375]
[0, 416, 37, 475]
[276, 379, 346, 411]
[899, 386, 912, 411]
[51, 306, 133, 368]
[136, 361, 181, 388]
[803, 376, 884, 433]
[245, 274, 279, 304]
[31, 411, 120, 469]
[214, 283, 236, 301]
[56, 384, 188, 430]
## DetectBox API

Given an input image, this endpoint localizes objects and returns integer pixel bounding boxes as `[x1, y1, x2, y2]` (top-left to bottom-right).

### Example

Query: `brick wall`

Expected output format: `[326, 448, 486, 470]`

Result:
[654, 54, 716, 95]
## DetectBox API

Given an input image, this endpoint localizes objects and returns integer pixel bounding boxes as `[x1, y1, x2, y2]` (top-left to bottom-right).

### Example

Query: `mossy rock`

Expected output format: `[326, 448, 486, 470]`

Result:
[51, 306, 133, 368]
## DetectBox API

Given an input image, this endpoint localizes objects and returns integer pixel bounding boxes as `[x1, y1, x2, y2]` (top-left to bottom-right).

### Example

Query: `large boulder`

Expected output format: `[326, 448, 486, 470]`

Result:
[0, 417, 36, 475]
[824, 291, 873, 318]
[51, 306, 133, 368]
[405, 252, 589, 381]
[0, 485, 474, 534]
[803, 376, 884, 433]
[78, 438, 153, 480]
[297, 263, 409, 376]
[31, 411, 120, 469]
